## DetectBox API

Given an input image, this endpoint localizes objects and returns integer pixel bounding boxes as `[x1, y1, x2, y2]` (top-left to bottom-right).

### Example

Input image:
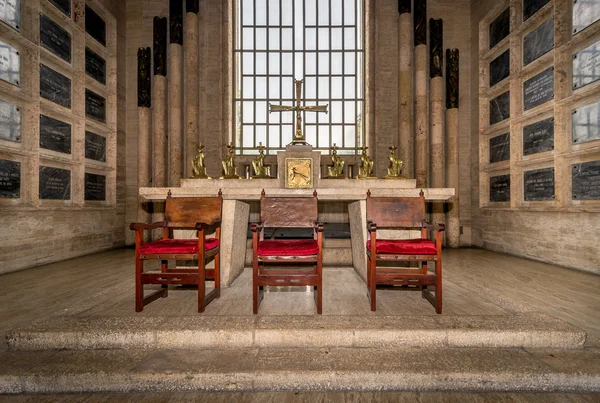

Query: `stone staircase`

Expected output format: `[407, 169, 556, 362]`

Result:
[1, 313, 599, 394]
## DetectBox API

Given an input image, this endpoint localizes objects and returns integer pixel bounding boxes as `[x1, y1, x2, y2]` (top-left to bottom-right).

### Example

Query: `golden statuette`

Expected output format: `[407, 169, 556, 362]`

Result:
[326, 143, 346, 179]
[220, 143, 242, 179]
[383, 145, 404, 179]
[191, 144, 211, 179]
[251, 142, 272, 179]
[356, 146, 376, 179]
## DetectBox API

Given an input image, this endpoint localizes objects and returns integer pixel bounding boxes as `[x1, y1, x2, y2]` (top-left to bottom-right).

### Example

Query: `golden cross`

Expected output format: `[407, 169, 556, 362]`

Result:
[269, 79, 328, 145]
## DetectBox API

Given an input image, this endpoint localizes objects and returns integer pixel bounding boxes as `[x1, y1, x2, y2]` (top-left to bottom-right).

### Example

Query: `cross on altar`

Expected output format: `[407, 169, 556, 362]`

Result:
[269, 79, 328, 145]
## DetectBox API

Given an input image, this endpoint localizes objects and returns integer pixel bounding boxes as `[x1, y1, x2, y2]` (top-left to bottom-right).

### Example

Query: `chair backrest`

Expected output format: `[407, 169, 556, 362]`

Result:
[261, 195, 318, 228]
[164, 196, 222, 228]
[366, 193, 425, 228]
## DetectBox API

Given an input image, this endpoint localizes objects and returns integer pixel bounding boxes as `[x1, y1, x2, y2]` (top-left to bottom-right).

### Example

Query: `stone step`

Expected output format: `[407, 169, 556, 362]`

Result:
[0, 346, 598, 394]
[6, 313, 585, 351]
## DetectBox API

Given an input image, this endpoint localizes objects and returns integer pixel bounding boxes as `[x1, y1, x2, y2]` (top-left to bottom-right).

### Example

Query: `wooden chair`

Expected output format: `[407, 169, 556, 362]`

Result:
[251, 190, 324, 314]
[129, 191, 222, 312]
[366, 190, 444, 313]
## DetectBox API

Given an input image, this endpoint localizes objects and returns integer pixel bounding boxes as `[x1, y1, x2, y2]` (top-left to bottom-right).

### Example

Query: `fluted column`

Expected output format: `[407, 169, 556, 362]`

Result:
[414, 0, 428, 187]
[169, 0, 183, 186]
[446, 49, 460, 247]
[398, 0, 413, 178]
[185, 0, 199, 178]
[137, 47, 152, 237]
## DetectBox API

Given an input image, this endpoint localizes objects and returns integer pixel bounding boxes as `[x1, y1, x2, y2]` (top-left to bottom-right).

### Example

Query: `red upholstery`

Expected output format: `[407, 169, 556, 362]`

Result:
[367, 239, 437, 255]
[139, 238, 219, 254]
[257, 239, 319, 256]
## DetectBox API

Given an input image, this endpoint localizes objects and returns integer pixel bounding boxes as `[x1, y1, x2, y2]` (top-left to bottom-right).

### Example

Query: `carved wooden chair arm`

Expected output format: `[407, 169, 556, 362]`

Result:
[129, 221, 166, 231]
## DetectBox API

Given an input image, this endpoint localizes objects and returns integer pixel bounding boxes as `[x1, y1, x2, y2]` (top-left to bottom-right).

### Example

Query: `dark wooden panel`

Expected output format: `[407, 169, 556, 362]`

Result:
[523, 117, 554, 155]
[40, 64, 71, 108]
[366, 197, 426, 228]
[572, 160, 600, 200]
[262, 196, 318, 228]
[0, 159, 20, 198]
[39, 166, 70, 200]
[490, 49, 510, 87]
[490, 174, 510, 202]
[85, 47, 105, 85]
[489, 8, 510, 49]
[523, 18, 554, 65]
[524, 167, 554, 201]
[490, 91, 510, 125]
[489, 133, 510, 163]
[85, 131, 106, 162]
[85, 4, 106, 46]
[84, 172, 105, 201]
[40, 13, 71, 63]
[40, 114, 71, 154]
[523, 67, 554, 110]
[165, 196, 222, 228]
[85, 89, 106, 123]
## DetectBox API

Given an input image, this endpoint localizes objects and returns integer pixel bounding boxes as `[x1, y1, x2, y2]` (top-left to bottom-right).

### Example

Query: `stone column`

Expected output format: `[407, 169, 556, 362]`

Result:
[169, 0, 183, 186]
[137, 47, 152, 236]
[414, 0, 428, 187]
[429, 19, 445, 237]
[185, 0, 200, 178]
[398, 0, 413, 178]
[445, 49, 460, 248]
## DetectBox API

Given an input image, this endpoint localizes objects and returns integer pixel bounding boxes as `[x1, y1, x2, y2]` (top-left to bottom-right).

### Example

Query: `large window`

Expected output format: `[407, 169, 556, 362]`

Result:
[235, 0, 364, 155]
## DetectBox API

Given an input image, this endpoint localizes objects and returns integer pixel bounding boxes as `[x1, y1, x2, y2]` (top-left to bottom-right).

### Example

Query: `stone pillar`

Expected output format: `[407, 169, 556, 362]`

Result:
[414, 0, 428, 187]
[445, 49, 460, 248]
[169, 0, 183, 186]
[398, 1, 413, 178]
[429, 19, 445, 237]
[185, 0, 200, 178]
[137, 47, 152, 236]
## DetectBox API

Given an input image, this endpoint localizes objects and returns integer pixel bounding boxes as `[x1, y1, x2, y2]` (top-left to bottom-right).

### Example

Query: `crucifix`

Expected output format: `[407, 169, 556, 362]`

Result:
[269, 79, 328, 146]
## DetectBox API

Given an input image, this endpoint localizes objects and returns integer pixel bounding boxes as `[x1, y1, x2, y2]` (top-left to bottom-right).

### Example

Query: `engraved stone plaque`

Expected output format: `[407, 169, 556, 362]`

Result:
[523, 117, 554, 155]
[524, 0, 549, 21]
[40, 114, 71, 154]
[40, 14, 71, 63]
[85, 5, 106, 47]
[524, 167, 554, 201]
[85, 172, 105, 201]
[573, 40, 600, 90]
[489, 133, 510, 163]
[489, 8, 510, 49]
[572, 160, 600, 200]
[0, 40, 20, 86]
[85, 131, 106, 162]
[0, 159, 19, 198]
[85, 47, 105, 85]
[523, 67, 554, 111]
[85, 89, 105, 123]
[40, 64, 71, 108]
[0, 99, 20, 142]
[48, 0, 70, 17]
[39, 166, 70, 200]
[523, 18, 554, 66]
[573, 0, 600, 35]
[490, 91, 510, 125]
[490, 50, 510, 87]
[490, 174, 511, 202]
[572, 101, 600, 144]
[0, 0, 20, 31]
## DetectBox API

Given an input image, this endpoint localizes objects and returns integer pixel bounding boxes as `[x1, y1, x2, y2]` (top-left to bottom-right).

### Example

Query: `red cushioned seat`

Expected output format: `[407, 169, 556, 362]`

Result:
[367, 239, 437, 255]
[139, 238, 219, 254]
[257, 239, 319, 256]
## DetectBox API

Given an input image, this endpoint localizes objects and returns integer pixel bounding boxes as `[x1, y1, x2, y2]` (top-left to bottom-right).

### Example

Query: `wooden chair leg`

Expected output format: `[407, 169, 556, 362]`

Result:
[367, 257, 371, 288]
[435, 259, 443, 314]
[161, 260, 168, 296]
[135, 257, 144, 312]
[197, 256, 206, 313]
[316, 262, 322, 314]
[370, 258, 377, 311]
[253, 259, 259, 315]
[214, 251, 221, 298]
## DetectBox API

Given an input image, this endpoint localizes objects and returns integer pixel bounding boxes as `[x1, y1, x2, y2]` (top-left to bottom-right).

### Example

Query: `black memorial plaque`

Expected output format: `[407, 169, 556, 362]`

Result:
[40, 64, 71, 108]
[40, 115, 71, 154]
[523, 18, 554, 65]
[490, 50, 510, 87]
[48, 0, 71, 17]
[85, 5, 106, 47]
[0, 0, 20, 31]
[523, 67, 554, 110]
[489, 8, 510, 49]
[572, 101, 600, 144]
[85, 47, 105, 85]
[573, 40, 600, 90]
[0, 99, 21, 142]
[490, 174, 511, 202]
[573, 0, 600, 35]
[85, 131, 106, 162]
[572, 160, 600, 200]
[39, 166, 70, 200]
[0, 159, 20, 198]
[524, 0, 549, 21]
[523, 117, 554, 155]
[40, 14, 71, 63]
[489, 133, 510, 163]
[490, 91, 510, 125]
[85, 89, 106, 123]
[84, 172, 105, 201]
[524, 167, 554, 201]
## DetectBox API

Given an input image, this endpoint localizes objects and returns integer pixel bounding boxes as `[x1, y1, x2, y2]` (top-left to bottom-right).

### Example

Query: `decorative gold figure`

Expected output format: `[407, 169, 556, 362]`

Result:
[251, 142, 272, 179]
[356, 146, 376, 179]
[220, 143, 242, 179]
[383, 145, 404, 179]
[269, 79, 328, 145]
[326, 143, 346, 178]
[191, 144, 211, 179]
[285, 158, 312, 188]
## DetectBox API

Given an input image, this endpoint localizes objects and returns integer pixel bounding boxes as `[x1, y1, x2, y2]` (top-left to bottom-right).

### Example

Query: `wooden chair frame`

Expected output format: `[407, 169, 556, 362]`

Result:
[366, 190, 444, 313]
[251, 190, 324, 314]
[130, 191, 222, 313]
